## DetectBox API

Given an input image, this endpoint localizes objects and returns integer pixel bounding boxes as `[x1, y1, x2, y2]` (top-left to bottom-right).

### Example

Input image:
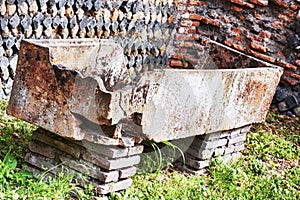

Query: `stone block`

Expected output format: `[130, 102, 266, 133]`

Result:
[240, 125, 251, 134]
[76, 140, 128, 158]
[230, 129, 241, 138]
[82, 151, 141, 170]
[228, 132, 247, 145]
[224, 145, 235, 155]
[232, 152, 242, 160]
[234, 142, 245, 152]
[25, 152, 62, 174]
[8, 38, 282, 143]
[191, 138, 227, 149]
[119, 167, 137, 179]
[219, 130, 231, 138]
[94, 178, 133, 195]
[127, 145, 144, 156]
[213, 147, 225, 157]
[185, 156, 210, 170]
[32, 129, 83, 159]
[59, 155, 119, 183]
[186, 147, 214, 160]
[29, 140, 56, 159]
[196, 131, 221, 142]
[175, 162, 207, 175]
[216, 154, 233, 164]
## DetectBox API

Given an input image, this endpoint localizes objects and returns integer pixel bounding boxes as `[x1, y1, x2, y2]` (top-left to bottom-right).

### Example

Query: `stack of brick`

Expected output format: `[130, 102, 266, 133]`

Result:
[26, 128, 144, 195]
[177, 125, 250, 174]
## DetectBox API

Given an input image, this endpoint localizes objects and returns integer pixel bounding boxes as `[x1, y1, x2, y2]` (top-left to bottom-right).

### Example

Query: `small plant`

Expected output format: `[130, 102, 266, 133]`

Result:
[138, 140, 186, 174]
[0, 100, 37, 161]
[0, 150, 33, 189]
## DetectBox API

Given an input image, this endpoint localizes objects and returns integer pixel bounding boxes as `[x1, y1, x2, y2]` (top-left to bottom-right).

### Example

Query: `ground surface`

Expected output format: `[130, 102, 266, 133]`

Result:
[0, 100, 299, 199]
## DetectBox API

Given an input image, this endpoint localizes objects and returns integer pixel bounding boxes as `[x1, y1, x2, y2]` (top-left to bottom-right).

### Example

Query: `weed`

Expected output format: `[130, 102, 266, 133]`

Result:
[0, 99, 299, 199]
[0, 100, 37, 161]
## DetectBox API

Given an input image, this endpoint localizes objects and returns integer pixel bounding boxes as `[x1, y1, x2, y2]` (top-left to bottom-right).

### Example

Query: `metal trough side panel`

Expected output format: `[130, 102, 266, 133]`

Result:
[134, 68, 282, 141]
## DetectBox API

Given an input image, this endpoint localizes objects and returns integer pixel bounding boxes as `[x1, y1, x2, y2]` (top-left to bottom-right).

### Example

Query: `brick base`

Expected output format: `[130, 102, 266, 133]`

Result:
[25, 128, 143, 195]
[176, 125, 250, 174]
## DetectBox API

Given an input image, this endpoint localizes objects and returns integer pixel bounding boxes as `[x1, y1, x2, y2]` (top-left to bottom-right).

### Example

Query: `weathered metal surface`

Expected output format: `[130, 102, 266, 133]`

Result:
[131, 68, 283, 141]
[8, 39, 283, 144]
[8, 39, 128, 144]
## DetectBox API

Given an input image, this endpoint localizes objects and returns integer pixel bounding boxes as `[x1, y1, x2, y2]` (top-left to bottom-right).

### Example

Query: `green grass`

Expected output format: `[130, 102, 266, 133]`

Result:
[0, 100, 36, 161]
[113, 111, 300, 200]
[0, 100, 299, 199]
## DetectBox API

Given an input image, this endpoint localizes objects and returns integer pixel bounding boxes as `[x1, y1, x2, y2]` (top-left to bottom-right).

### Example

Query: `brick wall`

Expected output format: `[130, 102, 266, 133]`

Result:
[170, 0, 300, 115]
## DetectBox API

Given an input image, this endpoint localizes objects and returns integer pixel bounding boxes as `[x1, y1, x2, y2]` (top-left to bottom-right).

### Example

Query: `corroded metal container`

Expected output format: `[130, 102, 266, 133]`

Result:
[8, 39, 283, 145]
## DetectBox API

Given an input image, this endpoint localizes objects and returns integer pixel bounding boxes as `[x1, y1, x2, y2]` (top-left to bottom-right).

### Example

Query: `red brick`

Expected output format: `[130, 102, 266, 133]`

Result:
[188, 0, 209, 6]
[222, 16, 232, 23]
[231, 6, 243, 12]
[248, 34, 263, 42]
[259, 31, 271, 38]
[276, 59, 298, 71]
[250, 42, 267, 53]
[181, 20, 192, 27]
[284, 71, 300, 81]
[248, 49, 275, 63]
[229, 0, 255, 8]
[281, 77, 298, 86]
[190, 14, 221, 27]
[234, 35, 243, 41]
[278, 14, 292, 23]
[254, 12, 262, 19]
[277, 51, 286, 58]
[271, 21, 283, 28]
[189, 14, 202, 21]
[167, 15, 174, 24]
[238, 14, 245, 20]
[186, 27, 196, 33]
[200, 16, 222, 27]
[249, 0, 268, 6]
[224, 40, 246, 52]
[231, 27, 243, 35]
[171, 54, 182, 60]
[169, 60, 184, 67]
[290, 4, 298, 11]
[285, 10, 297, 18]
[192, 21, 200, 26]
[175, 34, 199, 41]
[273, 0, 289, 8]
